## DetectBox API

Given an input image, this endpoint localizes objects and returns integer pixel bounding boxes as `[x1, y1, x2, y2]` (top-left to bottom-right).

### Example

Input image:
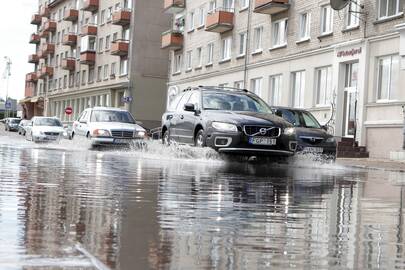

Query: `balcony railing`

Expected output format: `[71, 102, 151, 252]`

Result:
[111, 40, 129, 56]
[43, 20, 57, 32]
[31, 14, 42, 25]
[26, 72, 38, 83]
[42, 43, 55, 56]
[164, 0, 185, 14]
[112, 8, 131, 26]
[205, 8, 234, 33]
[161, 30, 183, 49]
[28, 54, 39, 64]
[82, 0, 99, 12]
[39, 28, 49, 38]
[39, 6, 50, 18]
[253, 0, 290, 15]
[62, 33, 78, 46]
[63, 9, 79, 21]
[38, 66, 54, 79]
[61, 58, 76, 71]
[81, 24, 98, 36]
[80, 51, 96, 65]
[29, 33, 40, 44]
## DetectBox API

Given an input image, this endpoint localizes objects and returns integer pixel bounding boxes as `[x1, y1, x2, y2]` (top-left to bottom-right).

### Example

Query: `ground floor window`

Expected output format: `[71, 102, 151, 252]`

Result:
[251, 77, 263, 97]
[377, 54, 399, 101]
[291, 71, 305, 108]
[315, 66, 332, 106]
[269, 74, 282, 106]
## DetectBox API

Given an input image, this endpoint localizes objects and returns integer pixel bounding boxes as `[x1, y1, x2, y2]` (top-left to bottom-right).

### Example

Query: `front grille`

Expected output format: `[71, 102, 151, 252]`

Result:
[300, 136, 324, 145]
[44, 132, 60, 136]
[111, 130, 134, 138]
[243, 126, 281, 138]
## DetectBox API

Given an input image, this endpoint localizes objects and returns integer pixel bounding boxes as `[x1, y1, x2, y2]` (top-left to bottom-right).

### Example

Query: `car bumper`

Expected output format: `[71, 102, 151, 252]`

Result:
[33, 135, 61, 142]
[296, 143, 337, 156]
[8, 126, 19, 131]
[91, 137, 145, 146]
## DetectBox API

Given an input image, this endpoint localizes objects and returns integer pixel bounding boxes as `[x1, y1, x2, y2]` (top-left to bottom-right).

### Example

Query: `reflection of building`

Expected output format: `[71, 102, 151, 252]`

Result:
[163, 0, 405, 158]
[23, 0, 170, 128]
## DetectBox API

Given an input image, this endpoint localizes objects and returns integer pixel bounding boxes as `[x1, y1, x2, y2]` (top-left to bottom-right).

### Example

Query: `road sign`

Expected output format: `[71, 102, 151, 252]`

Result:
[5, 100, 12, 109]
[121, 96, 133, 103]
[65, 106, 73, 115]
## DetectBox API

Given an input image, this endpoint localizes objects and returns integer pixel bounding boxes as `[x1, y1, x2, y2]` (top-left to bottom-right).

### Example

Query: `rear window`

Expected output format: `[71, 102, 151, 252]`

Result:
[34, 118, 62, 127]
[90, 110, 135, 124]
[10, 119, 21, 124]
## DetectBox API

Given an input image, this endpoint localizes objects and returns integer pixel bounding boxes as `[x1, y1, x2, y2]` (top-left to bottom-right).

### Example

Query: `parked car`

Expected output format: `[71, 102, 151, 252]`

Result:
[4, 118, 21, 132]
[161, 86, 298, 158]
[25, 117, 65, 143]
[72, 107, 146, 146]
[18, 120, 31, 136]
[272, 107, 337, 159]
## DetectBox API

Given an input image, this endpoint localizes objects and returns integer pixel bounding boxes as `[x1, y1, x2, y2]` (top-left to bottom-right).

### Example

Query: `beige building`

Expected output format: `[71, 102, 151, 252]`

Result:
[24, 0, 170, 128]
[162, 0, 405, 158]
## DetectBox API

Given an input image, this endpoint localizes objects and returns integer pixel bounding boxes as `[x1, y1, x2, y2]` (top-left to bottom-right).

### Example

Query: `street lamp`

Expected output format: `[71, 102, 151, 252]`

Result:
[2, 56, 12, 118]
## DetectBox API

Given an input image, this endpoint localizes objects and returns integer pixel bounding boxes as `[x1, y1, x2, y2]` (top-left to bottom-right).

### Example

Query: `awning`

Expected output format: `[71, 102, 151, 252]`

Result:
[19, 97, 32, 104]
[30, 96, 44, 103]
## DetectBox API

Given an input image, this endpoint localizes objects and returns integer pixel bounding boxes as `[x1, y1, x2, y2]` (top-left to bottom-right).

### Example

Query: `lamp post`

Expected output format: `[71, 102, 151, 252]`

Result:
[3, 56, 12, 118]
[402, 105, 405, 150]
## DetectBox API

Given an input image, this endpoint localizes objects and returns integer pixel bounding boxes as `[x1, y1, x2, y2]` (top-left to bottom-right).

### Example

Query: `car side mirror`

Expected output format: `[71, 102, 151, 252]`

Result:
[321, 125, 328, 131]
[136, 121, 143, 126]
[184, 103, 196, 112]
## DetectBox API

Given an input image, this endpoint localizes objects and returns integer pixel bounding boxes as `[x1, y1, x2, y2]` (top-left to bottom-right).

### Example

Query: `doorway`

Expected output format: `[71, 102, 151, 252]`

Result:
[342, 62, 358, 138]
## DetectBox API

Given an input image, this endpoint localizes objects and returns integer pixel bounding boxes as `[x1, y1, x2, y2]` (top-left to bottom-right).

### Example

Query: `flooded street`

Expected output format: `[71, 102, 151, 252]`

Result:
[1, 130, 405, 269]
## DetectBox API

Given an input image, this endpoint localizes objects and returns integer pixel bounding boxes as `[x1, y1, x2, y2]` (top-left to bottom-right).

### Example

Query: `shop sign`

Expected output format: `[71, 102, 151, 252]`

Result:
[337, 47, 362, 58]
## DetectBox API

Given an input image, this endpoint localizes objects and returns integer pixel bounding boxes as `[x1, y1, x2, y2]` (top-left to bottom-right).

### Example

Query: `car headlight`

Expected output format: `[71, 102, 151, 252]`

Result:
[135, 131, 146, 138]
[284, 127, 296, 136]
[212, 122, 238, 132]
[93, 129, 111, 137]
[326, 137, 336, 143]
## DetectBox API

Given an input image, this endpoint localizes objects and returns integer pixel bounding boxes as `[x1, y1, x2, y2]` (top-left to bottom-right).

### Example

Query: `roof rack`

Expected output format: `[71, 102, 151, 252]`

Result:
[197, 85, 249, 93]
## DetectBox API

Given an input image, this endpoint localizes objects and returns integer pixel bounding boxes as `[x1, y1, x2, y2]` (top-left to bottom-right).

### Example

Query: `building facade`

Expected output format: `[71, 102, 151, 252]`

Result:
[163, 0, 405, 158]
[23, 0, 170, 128]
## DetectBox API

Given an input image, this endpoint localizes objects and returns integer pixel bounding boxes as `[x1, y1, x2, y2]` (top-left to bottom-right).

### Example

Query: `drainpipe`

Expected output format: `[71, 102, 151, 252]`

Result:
[243, 0, 253, 88]
[403, 105, 405, 150]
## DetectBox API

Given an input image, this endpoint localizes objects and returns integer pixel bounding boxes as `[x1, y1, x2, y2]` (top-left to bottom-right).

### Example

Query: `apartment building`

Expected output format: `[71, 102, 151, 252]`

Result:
[23, 0, 170, 128]
[162, 0, 405, 158]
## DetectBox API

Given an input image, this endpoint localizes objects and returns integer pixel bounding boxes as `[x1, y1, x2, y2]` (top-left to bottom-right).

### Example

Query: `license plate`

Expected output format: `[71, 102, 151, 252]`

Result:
[115, 139, 131, 144]
[304, 147, 323, 153]
[249, 137, 277, 146]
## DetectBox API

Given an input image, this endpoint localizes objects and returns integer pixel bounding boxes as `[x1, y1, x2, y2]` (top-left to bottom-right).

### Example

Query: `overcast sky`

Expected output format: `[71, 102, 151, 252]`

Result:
[0, 1, 38, 101]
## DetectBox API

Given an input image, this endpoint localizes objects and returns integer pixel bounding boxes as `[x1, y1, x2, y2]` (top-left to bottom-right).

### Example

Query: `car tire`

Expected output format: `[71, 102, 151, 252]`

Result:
[162, 129, 170, 145]
[195, 129, 206, 147]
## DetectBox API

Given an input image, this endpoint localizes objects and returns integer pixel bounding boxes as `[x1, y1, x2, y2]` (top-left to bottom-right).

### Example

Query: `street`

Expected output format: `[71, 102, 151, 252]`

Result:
[1, 127, 405, 269]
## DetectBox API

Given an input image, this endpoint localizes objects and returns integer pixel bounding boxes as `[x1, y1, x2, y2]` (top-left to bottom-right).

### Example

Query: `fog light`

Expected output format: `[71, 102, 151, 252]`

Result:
[289, 141, 297, 151]
[215, 137, 232, 147]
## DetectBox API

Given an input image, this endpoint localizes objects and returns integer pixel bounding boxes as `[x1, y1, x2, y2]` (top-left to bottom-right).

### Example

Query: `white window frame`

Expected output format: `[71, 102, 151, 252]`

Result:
[315, 66, 333, 106]
[376, 54, 399, 101]
[197, 6, 205, 27]
[239, 0, 249, 10]
[320, 5, 333, 35]
[253, 26, 263, 53]
[221, 37, 232, 61]
[224, 0, 235, 10]
[207, 42, 214, 65]
[196, 47, 203, 68]
[272, 19, 288, 48]
[208, 0, 217, 13]
[298, 12, 311, 41]
[269, 74, 282, 106]
[119, 58, 128, 76]
[188, 11, 195, 32]
[251, 77, 263, 97]
[378, 0, 401, 19]
[291, 71, 305, 108]
[238, 32, 247, 56]
[345, 2, 360, 29]
[173, 53, 182, 74]
[186, 50, 192, 71]
[234, 80, 244, 89]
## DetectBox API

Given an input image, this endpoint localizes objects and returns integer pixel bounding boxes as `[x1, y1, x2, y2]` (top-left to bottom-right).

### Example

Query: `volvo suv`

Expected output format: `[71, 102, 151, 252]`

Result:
[161, 86, 298, 158]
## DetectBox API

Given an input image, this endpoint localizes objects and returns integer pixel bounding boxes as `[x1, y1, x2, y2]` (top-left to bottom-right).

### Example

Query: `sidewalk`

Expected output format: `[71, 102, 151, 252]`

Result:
[336, 158, 405, 172]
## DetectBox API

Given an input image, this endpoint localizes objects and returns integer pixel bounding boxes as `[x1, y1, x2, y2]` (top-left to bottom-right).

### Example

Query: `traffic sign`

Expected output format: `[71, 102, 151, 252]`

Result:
[5, 100, 12, 109]
[65, 106, 73, 115]
[121, 96, 133, 103]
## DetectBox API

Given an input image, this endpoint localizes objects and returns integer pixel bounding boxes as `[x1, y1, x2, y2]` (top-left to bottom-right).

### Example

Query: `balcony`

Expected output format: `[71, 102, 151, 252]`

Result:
[26, 72, 38, 83]
[61, 58, 76, 71]
[62, 33, 78, 46]
[43, 20, 57, 32]
[25, 83, 35, 98]
[37, 50, 45, 59]
[42, 43, 55, 56]
[82, 0, 99, 12]
[63, 9, 79, 21]
[39, 6, 50, 18]
[164, 0, 185, 14]
[111, 40, 129, 56]
[161, 30, 183, 49]
[81, 24, 98, 36]
[112, 9, 131, 26]
[80, 51, 96, 65]
[253, 0, 290, 15]
[37, 66, 54, 79]
[29, 33, 40, 44]
[205, 8, 234, 33]
[31, 14, 42, 25]
[39, 28, 49, 38]
[28, 54, 39, 64]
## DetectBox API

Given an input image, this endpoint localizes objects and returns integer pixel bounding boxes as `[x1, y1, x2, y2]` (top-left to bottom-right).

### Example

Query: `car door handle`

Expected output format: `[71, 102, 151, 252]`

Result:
[180, 115, 184, 119]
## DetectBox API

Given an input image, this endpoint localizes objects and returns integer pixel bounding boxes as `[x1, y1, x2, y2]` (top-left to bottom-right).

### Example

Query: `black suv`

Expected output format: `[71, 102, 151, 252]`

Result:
[161, 87, 297, 158]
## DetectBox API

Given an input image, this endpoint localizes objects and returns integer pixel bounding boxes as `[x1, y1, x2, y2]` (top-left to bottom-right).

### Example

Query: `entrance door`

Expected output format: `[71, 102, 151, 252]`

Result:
[343, 62, 358, 138]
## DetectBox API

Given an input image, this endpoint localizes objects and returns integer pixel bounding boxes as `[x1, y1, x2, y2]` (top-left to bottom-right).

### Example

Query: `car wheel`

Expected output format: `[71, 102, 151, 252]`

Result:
[69, 132, 74, 140]
[195, 129, 205, 147]
[162, 129, 170, 145]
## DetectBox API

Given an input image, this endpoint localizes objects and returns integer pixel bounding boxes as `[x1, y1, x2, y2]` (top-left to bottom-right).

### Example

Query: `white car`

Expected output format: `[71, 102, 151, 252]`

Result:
[72, 107, 146, 146]
[26, 117, 65, 143]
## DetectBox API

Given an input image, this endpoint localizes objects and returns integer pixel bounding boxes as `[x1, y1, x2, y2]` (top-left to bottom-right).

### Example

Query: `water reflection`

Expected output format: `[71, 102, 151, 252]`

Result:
[0, 143, 404, 269]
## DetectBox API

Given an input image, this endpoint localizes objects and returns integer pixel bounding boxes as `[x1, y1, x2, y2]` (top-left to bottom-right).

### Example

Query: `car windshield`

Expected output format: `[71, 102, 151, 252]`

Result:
[279, 110, 321, 128]
[301, 111, 322, 128]
[35, 118, 62, 127]
[202, 92, 272, 113]
[91, 110, 136, 124]
[10, 119, 21, 124]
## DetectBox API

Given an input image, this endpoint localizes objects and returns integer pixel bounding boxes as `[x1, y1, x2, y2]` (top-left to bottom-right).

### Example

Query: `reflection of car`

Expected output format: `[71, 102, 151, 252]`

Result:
[5, 118, 21, 131]
[272, 107, 337, 159]
[18, 120, 31, 135]
[72, 107, 146, 146]
[25, 117, 65, 143]
[161, 86, 298, 158]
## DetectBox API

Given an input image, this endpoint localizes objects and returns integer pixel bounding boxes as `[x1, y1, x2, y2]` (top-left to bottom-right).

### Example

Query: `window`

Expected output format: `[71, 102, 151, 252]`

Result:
[251, 77, 263, 97]
[173, 53, 182, 73]
[224, 0, 235, 10]
[97, 66, 102, 81]
[103, 64, 109, 79]
[291, 71, 305, 108]
[378, 0, 402, 18]
[238, 32, 247, 56]
[111, 62, 116, 76]
[269, 75, 282, 106]
[253, 26, 263, 52]
[377, 55, 399, 101]
[298, 13, 310, 40]
[240, 0, 249, 10]
[187, 92, 201, 110]
[320, 5, 333, 34]
[113, 32, 118, 42]
[188, 11, 195, 31]
[75, 72, 80, 86]
[207, 42, 214, 64]
[69, 73, 74, 87]
[80, 36, 96, 52]
[196, 47, 203, 68]
[315, 66, 332, 106]
[234, 81, 244, 89]
[63, 75, 67, 89]
[82, 70, 86, 85]
[186, 50, 192, 70]
[98, 37, 104, 52]
[58, 78, 62, 89]
[100, 10, 105, 24]
[197, 6, 205, 27]
[346, 2, 359, 28]
[120, 58, 128, 75]
[208, 0, 216, 13]
[107, 7, 113, 21]
[105, 35, 110, 50]
[88, 67, 94, 83]
[272, 19, 288, 47]
[221, 37, 232, 61]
